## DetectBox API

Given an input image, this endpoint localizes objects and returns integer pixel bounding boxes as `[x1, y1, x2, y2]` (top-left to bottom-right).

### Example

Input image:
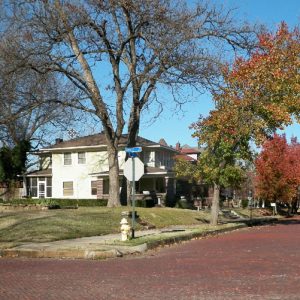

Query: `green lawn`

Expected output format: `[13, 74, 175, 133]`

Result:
[0, 207, 211, 246]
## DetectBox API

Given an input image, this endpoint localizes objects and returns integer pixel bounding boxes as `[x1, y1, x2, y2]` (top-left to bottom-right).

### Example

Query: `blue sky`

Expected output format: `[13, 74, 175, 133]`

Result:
[140, 0, 300, 147]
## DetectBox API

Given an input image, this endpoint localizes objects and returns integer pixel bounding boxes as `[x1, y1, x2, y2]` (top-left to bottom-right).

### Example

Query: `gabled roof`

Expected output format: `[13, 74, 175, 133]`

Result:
[181, 148, 201, 154]
[40, 133, 178, 152]
[158, 138, 168, 146]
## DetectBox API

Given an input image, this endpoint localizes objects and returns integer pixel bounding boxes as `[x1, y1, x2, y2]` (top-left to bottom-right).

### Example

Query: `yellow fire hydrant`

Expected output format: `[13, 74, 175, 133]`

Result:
[120, 218, 131, 241]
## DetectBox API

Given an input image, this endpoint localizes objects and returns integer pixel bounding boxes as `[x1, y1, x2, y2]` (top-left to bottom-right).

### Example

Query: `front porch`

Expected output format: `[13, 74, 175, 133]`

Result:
[94, 167, 176, 206]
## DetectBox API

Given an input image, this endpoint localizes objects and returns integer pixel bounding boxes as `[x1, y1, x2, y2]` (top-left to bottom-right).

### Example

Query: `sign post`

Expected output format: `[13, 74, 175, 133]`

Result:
[131, 156, 136, 238]
[124, 147, 144, 238]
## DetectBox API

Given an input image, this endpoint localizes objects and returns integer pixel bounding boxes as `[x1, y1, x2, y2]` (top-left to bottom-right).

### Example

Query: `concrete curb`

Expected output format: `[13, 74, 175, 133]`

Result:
[146, 223, 247, 250]
[0, 248, 123, 260]
[0, 218, 279, 260]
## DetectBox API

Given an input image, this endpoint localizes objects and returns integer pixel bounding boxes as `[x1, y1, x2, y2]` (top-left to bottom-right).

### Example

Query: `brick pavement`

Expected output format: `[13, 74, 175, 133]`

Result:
[0, 217, 300, 299]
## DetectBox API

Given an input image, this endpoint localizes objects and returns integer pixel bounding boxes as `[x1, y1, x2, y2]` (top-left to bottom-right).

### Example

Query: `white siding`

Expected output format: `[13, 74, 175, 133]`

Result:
[186, 153, 198, 160]
[49, 147, 176, 199]
[52, 150, 127, 199]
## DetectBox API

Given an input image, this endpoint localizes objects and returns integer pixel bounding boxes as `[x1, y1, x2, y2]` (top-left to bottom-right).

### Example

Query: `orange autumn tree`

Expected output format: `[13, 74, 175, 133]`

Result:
[192, 23, 300, 225]
[255, 134, 300, 215]
[214, 22, 300, 142]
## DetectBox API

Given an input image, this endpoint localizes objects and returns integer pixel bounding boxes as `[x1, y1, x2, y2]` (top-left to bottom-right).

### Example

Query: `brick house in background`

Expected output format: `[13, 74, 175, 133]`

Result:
[25, 133, 179, 204]
[174, 142, 256, 207]
[173, 142, 212, 203]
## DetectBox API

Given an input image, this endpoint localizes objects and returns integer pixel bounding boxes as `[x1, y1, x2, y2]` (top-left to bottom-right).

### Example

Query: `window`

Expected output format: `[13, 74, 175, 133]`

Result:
[63, 181, 73, 196]
[46, 177, 52, 198]
[64, 153, 72, 165]
[30, 178, 38, 197]
[103, 179, 109, 194]
[156, 151, 162, 166]
[40, 156, 52, 169]
[143, 151, 151, 164]
[91, 181, 98, 195]
[78, 152, 86, 164]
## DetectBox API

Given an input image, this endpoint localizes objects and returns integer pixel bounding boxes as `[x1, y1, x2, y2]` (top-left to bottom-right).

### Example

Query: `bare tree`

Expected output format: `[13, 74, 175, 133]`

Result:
[0, 32, 87, 152]
[3, 0, 258, 206]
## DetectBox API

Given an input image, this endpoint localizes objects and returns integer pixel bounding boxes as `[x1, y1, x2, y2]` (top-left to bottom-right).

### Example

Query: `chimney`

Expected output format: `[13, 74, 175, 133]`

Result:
[55, 138, 63, 144]
[175, 142, 181, 151]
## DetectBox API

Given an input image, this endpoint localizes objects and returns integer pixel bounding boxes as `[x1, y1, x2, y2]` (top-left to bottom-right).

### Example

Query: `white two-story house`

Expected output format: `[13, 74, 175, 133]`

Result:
[25, 133, 178, 202]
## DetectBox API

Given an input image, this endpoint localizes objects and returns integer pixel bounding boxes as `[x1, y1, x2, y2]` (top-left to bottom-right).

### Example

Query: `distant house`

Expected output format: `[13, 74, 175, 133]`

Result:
[174, 142, 202, 162]
[25, 134, 179, 203]
[173, 142, 211, 202]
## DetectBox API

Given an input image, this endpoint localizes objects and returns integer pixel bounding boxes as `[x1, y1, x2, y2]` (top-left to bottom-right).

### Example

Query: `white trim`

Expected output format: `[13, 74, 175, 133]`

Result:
[26, 174, 52, 177]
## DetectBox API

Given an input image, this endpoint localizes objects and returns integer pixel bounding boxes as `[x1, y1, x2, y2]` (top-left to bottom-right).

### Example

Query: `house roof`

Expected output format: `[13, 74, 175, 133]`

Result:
[40, 133, 177, 152]
[158, 138, 168, 146]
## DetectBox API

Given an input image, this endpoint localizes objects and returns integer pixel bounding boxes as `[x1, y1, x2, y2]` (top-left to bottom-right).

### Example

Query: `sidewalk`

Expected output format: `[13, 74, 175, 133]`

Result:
[0, 217, 278, 260]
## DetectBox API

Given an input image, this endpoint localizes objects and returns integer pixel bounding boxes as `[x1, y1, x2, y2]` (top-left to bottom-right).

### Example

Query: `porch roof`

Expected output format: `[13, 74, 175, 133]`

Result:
[25, 169, 52, 177]
[91, 166, 175, 178]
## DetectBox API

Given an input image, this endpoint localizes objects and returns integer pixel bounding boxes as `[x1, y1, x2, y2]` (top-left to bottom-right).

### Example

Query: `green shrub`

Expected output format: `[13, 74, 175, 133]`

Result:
[0, 198, 108, 207]
[135, 199, 155, 208]
[241, 199, 248, 208]
[175, 199, 193, 209]
[76, 199, 108, 207]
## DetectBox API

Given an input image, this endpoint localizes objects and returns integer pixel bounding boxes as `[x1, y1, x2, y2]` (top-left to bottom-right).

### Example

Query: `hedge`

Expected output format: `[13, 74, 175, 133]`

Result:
[0, 198, 108, 207]
[135, 198, 155, 208]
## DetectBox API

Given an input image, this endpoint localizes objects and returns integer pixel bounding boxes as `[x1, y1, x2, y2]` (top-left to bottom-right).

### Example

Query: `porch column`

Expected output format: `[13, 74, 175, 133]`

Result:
[96, 178, 104, 199]
[152, 178, 156, 191]
[164, 177, 169, 193]
[22, 175, 27, 197]
[165, 176, 175, 205]
[173, 179, 176, 195]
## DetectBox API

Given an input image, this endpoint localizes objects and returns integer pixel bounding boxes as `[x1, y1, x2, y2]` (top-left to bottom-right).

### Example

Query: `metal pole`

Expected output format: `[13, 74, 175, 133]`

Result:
[131, 156, 135, 238]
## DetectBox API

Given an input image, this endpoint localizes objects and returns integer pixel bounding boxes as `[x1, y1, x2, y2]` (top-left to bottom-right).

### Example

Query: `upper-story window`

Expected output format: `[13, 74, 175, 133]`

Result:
[143, 151, 150, 164]
[40, 156, 52, 169]
[78, 152, 86, 164]
[64, 152, 72, 165]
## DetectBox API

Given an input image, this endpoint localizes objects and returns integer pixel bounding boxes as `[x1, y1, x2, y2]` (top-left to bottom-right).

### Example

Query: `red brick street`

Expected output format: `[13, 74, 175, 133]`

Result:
[1, 217, 300, 300]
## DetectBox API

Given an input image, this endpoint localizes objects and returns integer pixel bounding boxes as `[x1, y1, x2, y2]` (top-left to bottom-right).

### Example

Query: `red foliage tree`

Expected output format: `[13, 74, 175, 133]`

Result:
[255, 134, 300, 213]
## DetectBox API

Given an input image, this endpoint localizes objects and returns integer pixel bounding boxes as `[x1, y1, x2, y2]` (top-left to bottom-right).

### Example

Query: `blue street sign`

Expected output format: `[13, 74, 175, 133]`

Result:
[125, 147, 142, 153]
[129, 152, 138, 158]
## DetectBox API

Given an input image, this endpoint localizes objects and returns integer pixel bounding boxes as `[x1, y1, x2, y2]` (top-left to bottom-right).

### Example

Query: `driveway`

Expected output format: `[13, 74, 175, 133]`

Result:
[0, 217, 300, 299]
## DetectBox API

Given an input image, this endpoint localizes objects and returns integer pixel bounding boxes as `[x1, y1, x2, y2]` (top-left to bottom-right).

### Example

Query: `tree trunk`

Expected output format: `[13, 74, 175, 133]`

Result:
[126, 104, 140, 207]
[127, 96, 141, 147]
[210, 182, 220, 226]
[107, 145, 121, 207]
